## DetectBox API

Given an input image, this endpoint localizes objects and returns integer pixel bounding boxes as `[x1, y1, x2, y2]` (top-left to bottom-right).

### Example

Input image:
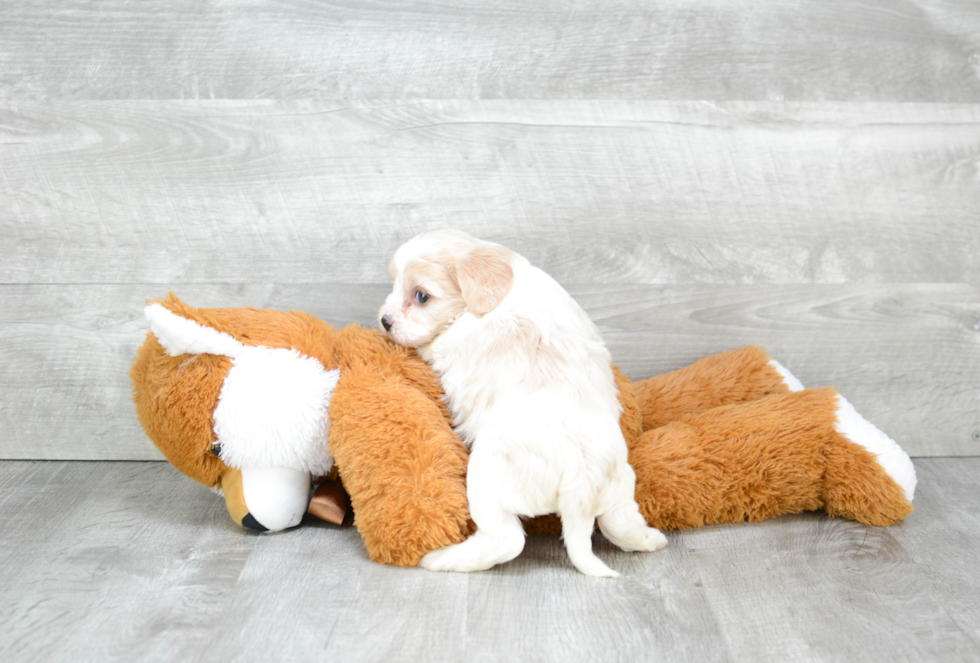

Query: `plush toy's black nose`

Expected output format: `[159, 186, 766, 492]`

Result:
[381, 315, 393, 332]
[241, 513, 269, 532]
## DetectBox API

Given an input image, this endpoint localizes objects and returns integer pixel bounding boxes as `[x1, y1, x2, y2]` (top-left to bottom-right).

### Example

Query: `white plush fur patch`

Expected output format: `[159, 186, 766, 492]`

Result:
[146, 304, 339, 476]
[768, 359, 804, 392]
[240, 466, 312, 531]
[213, 346, 340, 476]
[834, 395, 917, 502]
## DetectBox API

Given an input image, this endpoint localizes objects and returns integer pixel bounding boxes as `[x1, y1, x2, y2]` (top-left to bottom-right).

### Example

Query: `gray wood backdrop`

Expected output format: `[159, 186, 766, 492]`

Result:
[1, 0, 978, 460]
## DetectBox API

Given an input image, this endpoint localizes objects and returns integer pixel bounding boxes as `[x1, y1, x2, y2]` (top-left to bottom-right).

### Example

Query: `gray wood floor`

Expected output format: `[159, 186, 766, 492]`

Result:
[1, 458, 978, 663]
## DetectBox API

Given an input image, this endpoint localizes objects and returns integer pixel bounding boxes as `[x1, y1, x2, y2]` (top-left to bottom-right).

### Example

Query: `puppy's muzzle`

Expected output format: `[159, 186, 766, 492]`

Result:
[381, 315, 393, 332]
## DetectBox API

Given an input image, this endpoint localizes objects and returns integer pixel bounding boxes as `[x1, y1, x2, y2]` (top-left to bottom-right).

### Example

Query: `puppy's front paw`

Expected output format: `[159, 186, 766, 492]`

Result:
[419, 543, 466, 573]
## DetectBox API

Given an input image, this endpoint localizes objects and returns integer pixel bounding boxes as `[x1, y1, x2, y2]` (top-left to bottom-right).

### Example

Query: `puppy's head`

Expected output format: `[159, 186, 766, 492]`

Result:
[379, 229, 514, 348]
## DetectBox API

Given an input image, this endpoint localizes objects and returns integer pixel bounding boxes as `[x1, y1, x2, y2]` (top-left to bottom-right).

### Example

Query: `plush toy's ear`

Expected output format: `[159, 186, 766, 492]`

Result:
[328, 366, 473, 567]
[454, 245, 514, 317]
[145, 303, 244, 358]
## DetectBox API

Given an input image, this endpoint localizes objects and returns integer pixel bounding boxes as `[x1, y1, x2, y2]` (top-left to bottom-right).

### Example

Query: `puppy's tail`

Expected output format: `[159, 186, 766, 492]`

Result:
[145, 303, 245, 359]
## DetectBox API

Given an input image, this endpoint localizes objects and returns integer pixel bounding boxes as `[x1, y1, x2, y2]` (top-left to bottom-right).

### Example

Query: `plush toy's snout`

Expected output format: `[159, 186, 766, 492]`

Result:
[218, 468, 351, 531]
[218, 467, 312, 531]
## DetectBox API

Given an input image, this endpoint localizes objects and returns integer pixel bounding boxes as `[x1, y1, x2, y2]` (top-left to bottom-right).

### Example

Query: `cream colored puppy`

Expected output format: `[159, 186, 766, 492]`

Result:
[379, 229, 666, 577]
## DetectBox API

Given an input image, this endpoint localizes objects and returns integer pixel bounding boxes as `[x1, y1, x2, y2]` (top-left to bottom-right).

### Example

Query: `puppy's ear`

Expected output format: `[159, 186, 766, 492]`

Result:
[455, 246, 514, 317]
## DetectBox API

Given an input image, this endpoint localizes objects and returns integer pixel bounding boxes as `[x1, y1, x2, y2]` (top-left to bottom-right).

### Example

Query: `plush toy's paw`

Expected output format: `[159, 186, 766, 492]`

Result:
[834, 394, 917, 502]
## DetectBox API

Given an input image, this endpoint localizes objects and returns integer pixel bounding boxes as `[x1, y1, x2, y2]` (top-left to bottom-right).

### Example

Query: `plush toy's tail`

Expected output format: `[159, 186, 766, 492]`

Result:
[145, 303, 245, 359]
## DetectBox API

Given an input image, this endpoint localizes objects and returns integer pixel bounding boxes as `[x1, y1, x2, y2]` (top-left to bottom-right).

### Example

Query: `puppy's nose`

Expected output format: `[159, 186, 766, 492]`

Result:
[381, 315, 393, 332]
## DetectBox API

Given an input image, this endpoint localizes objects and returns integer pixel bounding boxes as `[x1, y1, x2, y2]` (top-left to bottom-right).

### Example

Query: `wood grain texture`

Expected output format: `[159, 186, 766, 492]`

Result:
[2, 1, 978, 658]
[1, 282, 976, 461]
[0, 459, 976, 662]
[1, 3, 978, 458]
[1, 0, 978, 101]
[2, 100, 978, 285]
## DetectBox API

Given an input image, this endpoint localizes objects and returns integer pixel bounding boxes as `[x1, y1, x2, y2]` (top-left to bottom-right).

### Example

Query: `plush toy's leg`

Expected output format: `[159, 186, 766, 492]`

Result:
[629, 388, 915, 530]
[823, 394, 916, 524]
[328, 369, 473, 567]
[632, 346, 803, 431]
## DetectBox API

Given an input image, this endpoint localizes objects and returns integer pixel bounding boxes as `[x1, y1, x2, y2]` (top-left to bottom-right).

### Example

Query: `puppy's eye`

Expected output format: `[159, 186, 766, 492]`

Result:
[415, 291, 430, 304]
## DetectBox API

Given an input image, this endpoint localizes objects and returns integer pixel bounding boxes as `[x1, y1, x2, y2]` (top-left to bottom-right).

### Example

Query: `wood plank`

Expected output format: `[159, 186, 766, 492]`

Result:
[1, 100, 978, 285]
[1, 282, 975, 460]
[687, 514, 980, 660]
[0, 459, 977, 662]
[0, 1, 978, 101]
[592, 283, 980, 457]
[900, 457, 980, 643]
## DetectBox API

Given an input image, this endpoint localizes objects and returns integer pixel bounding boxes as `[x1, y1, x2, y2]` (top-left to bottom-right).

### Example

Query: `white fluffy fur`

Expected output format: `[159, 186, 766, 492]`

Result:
[213, 346, 339, 476]
[145, 303, 339, 476]
[769, 359, 804, 392]
[380, 229, 666, 577]
[145, 304, 245, 359]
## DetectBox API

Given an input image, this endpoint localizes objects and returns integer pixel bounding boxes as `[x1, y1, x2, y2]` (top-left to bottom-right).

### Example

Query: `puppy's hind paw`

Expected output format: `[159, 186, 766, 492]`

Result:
[572, 556, 621, 579]
[636, 527, 668, 552]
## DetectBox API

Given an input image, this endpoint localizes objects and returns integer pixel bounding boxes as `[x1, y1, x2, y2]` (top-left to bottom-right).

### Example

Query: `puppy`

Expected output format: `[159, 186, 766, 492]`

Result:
[379, 229, 666, 577]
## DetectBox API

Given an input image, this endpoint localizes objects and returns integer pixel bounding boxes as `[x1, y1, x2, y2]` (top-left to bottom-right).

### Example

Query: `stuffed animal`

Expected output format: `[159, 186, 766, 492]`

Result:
[131, 294, 916, 567]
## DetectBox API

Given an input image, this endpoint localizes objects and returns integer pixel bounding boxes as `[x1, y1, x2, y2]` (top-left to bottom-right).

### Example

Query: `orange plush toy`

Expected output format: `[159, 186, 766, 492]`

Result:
[131, 294, 916, 567]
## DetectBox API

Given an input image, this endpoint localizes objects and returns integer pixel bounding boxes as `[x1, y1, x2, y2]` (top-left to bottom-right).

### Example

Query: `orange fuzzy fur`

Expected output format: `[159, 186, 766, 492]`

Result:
[132, 295, 913, 567]
[630, 389, 912, 530]
[132, 293, 470, 565]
